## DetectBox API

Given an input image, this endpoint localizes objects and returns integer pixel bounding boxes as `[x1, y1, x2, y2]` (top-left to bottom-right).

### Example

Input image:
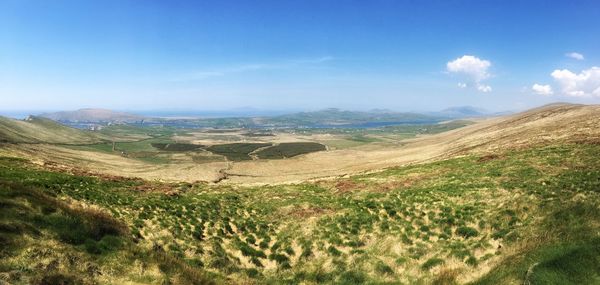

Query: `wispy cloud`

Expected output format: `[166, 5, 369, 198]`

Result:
[565, 52, 584, 60]
[289, 56, 334, 64]
[171, 56, 334, 82]
[531, 83, 553, 96]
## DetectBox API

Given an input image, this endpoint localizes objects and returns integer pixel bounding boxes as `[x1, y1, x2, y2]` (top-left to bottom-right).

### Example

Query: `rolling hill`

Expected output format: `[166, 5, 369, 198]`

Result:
[0, 103, 598, 284]
[1, 103, 596, 184]
[40, 108, 145, 123]
[0, 115, 106, 144]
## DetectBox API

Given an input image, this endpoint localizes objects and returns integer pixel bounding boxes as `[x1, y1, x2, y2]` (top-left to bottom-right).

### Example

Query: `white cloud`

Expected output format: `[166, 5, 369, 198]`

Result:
[551, 67, 600, 97]
[477, 84, 492, 93]
[447, 55, 491, 81]
[531, 84, 553, 96]
[565, 52, 584, 60]
[447, 55, 492, 92]
[171, 56, 333, 82]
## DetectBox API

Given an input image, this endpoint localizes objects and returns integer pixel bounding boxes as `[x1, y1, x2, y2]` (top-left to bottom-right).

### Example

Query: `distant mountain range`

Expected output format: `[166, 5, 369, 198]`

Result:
[36, 106, 508, 129]
[433, 106, 487, 118]
[430, 106, 511, 118]
[261, 108, 440, 127]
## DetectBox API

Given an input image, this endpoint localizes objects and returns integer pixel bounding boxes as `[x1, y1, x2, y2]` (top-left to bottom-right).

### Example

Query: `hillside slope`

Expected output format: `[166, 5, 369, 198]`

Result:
[0, 116, 106, 144]
[1, 141, 598, 284]
[0, 157, 215, 284]
[224, 103, 600, 183]
[40, 108, 145, 123]
[0, 103, 598, 184]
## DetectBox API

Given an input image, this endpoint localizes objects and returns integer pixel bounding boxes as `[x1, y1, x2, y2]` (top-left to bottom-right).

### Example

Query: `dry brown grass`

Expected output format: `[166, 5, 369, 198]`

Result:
[2, 103, 599, 185]
[433, 267, 461, 285]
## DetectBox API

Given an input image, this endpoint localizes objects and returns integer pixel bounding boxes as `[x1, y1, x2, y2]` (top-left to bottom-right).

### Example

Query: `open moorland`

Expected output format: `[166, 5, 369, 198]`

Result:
[0, 103, 599, 284]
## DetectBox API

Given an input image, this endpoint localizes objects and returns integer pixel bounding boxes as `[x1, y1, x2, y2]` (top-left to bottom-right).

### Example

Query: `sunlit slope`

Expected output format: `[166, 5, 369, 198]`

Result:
[0, 116, 105, 144]
[432, 103, 600, 155]
[0, 103, 598, 184]
[0, 158, 215, 284]
[1, 143, 598, 284]
[224, 103, 600, 183]
[40, 108, 145, 122]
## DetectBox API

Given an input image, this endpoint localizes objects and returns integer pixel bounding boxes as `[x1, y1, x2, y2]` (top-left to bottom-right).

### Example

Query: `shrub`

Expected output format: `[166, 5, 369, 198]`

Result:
[192, 228, 204, 241]
[250, 257, 263, 268]
[269, 253, 290, 265]
[258, 240, 269, 249]
[35, 273, 82, 285]
[300, 244, 313, 260]
[456, 226, 479, 238]
[395, 257, 408, 265]
[46, 214, 89, 245]
[284, 246, 295, 256]
[238, 242, 266, 259]
[465, 256, 478, 267]
[375, 261, 394, 275]
[187, 258, 204, 268]
[338, 270, 367, 284]
[84, 235, 123, 255]
[246, 268, 261, 278]
[422, 258, 445, 270]
[246, 235, 256, 245]
[327, 245, 342, 257]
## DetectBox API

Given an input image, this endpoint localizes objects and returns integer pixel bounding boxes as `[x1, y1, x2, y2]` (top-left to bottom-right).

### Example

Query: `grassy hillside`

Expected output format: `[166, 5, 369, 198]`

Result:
[40, 108, 145, 123]
[0, 116, 105, 144]
[0, 158, 216, 284]
[1, 142, 598, 284]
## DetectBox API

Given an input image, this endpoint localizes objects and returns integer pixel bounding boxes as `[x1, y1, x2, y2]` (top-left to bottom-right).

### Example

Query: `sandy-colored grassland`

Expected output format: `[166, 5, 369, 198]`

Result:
[1, 103, 598, 185]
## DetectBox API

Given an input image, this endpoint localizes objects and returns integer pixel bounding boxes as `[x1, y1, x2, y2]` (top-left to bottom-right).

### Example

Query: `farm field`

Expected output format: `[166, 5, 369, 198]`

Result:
[254, 142, 327, 159]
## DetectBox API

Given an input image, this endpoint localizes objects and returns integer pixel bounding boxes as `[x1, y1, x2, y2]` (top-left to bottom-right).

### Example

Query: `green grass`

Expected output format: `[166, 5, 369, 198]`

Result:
[473, 200, 600, 285]
[422, 258, 445, 270]
[528, 239, 600, 285]
[254, 142, 326, 159]
[206, 143, 271, 161]
[98, 124, 177, 139]
[282, 120, 473, 137]
[68, 136, 174, 154]
[0, 158, 215, 284]
[0, 142, 599, 284]
[151, 142, 203, 151]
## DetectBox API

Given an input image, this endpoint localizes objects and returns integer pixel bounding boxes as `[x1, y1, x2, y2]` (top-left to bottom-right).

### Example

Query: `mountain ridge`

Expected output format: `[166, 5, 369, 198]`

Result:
[40, 108, 145, 123]
[0, 115, 105, 144]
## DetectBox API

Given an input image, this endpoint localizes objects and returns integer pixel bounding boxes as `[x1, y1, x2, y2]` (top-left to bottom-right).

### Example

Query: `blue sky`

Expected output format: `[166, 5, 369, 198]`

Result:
[1, 0, 600, 113]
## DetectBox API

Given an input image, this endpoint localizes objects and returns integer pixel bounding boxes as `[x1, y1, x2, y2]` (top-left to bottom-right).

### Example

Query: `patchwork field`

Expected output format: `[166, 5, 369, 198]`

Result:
[0, 103, 599, 284]
[0, 118, 476, 184]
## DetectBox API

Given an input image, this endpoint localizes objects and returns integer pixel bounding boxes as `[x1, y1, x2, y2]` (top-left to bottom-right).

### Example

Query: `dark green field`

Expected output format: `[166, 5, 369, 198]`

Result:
[206, 143, 272, 161]
[151, 143, 204, 152]
[255, 142, 327, 159]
